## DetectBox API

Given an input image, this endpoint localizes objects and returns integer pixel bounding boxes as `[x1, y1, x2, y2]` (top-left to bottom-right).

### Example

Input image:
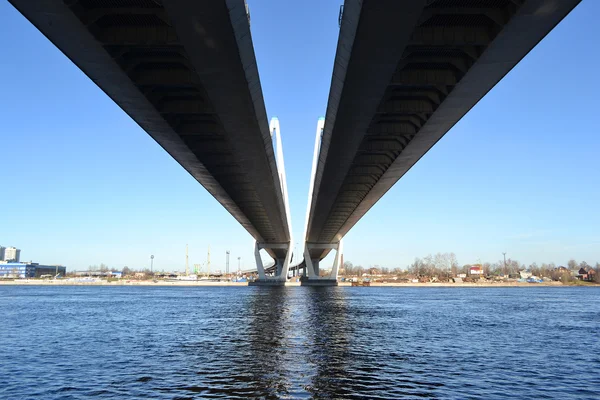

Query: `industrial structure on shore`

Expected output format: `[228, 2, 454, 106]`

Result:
[0, 262, 67, 279]
[0, 246, 66, 278]
[0, 246, 21, 262]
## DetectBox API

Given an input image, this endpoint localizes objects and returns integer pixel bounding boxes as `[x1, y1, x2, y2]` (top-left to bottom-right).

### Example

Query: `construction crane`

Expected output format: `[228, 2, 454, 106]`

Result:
[207, 245, 211, 278]
[185, 244, 189, 276]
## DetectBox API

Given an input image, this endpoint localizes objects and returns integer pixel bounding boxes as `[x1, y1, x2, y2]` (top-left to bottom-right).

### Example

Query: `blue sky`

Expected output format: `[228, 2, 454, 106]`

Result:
[1, 1, 598, 272]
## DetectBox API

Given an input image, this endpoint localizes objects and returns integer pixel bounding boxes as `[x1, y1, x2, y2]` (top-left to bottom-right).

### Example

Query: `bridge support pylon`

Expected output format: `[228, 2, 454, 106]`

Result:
[248, 241, 292, 286]
[301, 239, 342, 287]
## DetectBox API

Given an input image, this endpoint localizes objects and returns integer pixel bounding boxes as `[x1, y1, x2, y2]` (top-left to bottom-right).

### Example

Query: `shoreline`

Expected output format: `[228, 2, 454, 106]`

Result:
[0, 280, 594, 287]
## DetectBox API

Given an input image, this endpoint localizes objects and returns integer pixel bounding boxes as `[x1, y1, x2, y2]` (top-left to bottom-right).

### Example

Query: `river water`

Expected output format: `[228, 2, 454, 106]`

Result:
[1, 286, 599, 399]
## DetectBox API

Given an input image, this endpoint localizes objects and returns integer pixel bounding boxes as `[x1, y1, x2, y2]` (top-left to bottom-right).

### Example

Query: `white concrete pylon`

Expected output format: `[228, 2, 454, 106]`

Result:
[279, 241, 292, 280]
[303, 117, 325, 244]
[303, 245, 318, 279]
[270, 117, 294, 281]
[300, 118, 326, 281]
[254, 242, 266, 281]
[330, 238, 343, 280]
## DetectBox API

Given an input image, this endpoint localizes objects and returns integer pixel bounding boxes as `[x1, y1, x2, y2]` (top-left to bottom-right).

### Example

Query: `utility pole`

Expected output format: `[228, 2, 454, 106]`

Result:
[238, 257, 241, 274]
[503, 252, 507, 277]
[185, 244, 189, 276]
[226, 251, 230, 276]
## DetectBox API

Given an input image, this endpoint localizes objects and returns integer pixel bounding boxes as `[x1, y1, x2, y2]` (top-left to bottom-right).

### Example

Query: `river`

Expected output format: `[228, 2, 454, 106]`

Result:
[1, 286, 598, 399]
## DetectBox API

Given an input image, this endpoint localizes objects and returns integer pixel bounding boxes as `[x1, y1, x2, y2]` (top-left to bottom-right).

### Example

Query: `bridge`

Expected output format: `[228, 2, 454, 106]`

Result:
[10, 0, 581, 286]
[301, 0, 581, 285]
[8, 0, 293, 283]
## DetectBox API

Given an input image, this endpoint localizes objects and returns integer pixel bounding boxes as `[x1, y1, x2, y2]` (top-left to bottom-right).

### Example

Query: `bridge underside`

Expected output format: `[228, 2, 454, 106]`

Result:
[306, 0, 580, 261]
[10, 0, 290, 259]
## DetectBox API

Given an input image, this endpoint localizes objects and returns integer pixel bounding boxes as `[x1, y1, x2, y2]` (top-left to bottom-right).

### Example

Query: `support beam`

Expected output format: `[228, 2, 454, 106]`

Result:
[250, 241, 292, 283]
[254, 242, 266, 281]
[301, 239, 342, 287]
[330, 239, 343, 281]
[303, 246, 318, 280]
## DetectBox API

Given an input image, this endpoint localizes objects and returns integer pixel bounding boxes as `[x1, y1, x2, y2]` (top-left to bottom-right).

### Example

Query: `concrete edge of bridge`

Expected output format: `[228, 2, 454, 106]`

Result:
[248, 280, 287, 287]
[300, 279, 338, 287]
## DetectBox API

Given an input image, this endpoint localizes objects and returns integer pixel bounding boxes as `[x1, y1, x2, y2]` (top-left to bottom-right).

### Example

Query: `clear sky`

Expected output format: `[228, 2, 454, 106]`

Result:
[1, 1, 598, 272]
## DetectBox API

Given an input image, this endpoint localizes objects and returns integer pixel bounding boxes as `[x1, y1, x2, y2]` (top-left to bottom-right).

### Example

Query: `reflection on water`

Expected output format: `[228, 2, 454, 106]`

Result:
[241, 288, 294, 398]
[1, 286, 599, 399]
[304, 288, 352, 398]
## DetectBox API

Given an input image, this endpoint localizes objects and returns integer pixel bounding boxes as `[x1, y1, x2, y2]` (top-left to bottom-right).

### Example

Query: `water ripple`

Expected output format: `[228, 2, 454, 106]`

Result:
[0, 286, 599, 399]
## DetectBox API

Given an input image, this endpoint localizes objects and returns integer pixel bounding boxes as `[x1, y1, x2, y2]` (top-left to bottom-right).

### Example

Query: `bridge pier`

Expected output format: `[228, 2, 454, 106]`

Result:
[301, 240, 342, 286]
[249, 241, 292, 286]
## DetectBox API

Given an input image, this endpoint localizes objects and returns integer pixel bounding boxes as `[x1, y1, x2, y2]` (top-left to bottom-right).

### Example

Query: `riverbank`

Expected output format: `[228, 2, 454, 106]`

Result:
[0, 279, 590, 287]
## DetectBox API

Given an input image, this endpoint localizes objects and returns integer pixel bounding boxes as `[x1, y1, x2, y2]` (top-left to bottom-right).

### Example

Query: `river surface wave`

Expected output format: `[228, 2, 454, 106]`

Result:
[1, 286, 599, 399]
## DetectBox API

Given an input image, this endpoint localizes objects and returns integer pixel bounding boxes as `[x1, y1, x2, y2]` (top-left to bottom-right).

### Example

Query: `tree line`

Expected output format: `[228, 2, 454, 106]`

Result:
[65, 264, 153, 277]
[342, 254, 600, 283]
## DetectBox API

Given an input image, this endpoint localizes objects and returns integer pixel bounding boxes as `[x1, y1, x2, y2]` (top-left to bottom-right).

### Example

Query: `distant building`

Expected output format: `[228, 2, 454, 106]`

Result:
[469, 266, 483, 276]
[577, 267, 596, 282]
[519, 270, 533, 279]
[3, 247, 21, 262]
[0, 246, 5, 261]
[0, 262, 66, 278]
[72, 270, 122, 278]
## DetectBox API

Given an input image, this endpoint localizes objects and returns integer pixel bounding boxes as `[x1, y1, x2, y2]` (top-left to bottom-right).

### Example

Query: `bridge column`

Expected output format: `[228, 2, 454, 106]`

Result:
[248, 242, 292, 286]
[303, 246, 318, 279]
[279, 242, 292, 281]
[301, 241, 341, 286]
[254, 242, 266, 281]
[312, 260, 320, 277]
[329, 238, 343, 281]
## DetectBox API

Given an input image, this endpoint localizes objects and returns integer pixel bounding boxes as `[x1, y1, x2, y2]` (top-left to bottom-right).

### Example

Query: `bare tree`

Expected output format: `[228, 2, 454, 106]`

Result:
[449, 253, 459, 274]
[506, 259, 520, 275]
[423, 255, 434, 276]
[483, 262, 492, 276]
[568, 259, 578, 271]
[433, 253, 446, 273]
[411, 258, 425, 276]
[342, 261, 353, 275]
[355, 265, 364, 277]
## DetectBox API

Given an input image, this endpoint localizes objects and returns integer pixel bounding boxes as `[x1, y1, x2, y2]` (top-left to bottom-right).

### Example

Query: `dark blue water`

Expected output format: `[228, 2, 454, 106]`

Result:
[1, 286, 599, 399]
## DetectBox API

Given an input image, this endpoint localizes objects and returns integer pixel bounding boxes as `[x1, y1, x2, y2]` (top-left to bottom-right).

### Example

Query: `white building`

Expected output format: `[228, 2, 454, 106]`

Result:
[4, 247, 21, 262]
[519, 270, 532, 279]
